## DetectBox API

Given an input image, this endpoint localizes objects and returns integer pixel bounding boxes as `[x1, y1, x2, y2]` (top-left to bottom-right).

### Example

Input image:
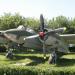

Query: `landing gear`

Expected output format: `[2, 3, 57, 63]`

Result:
[6, 49, 13, 59]
[48, 50, 57, 64]
[5, 42, 15, 59]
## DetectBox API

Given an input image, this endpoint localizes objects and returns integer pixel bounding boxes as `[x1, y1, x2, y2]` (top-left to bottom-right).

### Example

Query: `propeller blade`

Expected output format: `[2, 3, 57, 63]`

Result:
[40, 14, 44, 32]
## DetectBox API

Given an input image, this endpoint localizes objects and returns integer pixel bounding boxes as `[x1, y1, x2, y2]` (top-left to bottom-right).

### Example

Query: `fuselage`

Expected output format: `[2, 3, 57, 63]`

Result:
[4, 27, 36, 44]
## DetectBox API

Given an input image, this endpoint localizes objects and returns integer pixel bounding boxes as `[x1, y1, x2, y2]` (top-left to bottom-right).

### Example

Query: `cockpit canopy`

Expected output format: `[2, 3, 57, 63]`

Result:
[17, 25, 36, 34]
[17, 25, 26, 30]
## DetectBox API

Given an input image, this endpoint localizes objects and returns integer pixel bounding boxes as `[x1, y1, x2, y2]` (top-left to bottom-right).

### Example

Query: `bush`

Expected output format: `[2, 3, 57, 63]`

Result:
[0, 65, 75, 75]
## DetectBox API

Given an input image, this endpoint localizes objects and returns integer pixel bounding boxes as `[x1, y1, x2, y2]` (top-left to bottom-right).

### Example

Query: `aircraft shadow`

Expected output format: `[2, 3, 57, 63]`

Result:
[56, 58, 75, 67]
[14, 55, 49, 66]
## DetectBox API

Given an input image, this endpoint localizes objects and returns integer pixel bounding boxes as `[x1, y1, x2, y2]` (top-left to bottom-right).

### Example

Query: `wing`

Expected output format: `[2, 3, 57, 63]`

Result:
[23, 35, 42, 50]
[59, 34, 75, 44]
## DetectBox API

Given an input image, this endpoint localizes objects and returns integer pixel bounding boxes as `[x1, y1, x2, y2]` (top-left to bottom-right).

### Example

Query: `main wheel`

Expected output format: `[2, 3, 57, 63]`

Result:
[48, 51, 57, 64]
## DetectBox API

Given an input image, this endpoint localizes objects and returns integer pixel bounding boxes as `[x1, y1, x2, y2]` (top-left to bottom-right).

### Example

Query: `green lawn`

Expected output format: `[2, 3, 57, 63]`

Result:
[0, 52, 75, 68]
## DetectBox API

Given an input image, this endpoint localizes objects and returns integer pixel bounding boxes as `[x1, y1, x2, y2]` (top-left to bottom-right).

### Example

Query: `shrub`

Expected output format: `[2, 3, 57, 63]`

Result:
[0, 65, 75, 75]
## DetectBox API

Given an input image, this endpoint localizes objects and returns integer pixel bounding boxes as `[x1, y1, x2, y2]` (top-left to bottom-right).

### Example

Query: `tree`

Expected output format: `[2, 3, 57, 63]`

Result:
[25, 18, 40, 32]
[0, 13, 26, 30]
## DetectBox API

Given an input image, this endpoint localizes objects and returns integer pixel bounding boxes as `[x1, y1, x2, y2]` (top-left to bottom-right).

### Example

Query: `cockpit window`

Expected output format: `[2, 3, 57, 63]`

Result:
[26, 28, 36, 34]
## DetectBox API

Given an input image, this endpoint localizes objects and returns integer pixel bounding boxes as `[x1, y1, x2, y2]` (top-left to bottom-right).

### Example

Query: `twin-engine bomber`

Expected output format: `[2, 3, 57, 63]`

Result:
[0, 14, 74, 64]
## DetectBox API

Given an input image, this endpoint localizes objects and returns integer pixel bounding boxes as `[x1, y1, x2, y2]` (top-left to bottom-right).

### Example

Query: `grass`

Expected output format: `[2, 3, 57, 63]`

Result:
[0, 51, 75, 73]
[0, 51, 75, 67]
[0, 51, 75, 75]
[0, 52, 49, 65]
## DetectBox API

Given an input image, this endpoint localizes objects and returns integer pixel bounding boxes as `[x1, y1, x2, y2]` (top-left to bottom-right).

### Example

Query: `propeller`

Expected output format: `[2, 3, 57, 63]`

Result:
[39, 14, 47, 59]
[39, 14, 66, 59]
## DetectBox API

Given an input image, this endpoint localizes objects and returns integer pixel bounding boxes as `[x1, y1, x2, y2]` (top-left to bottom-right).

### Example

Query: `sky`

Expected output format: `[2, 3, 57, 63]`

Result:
[0, 0, 75, 19]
